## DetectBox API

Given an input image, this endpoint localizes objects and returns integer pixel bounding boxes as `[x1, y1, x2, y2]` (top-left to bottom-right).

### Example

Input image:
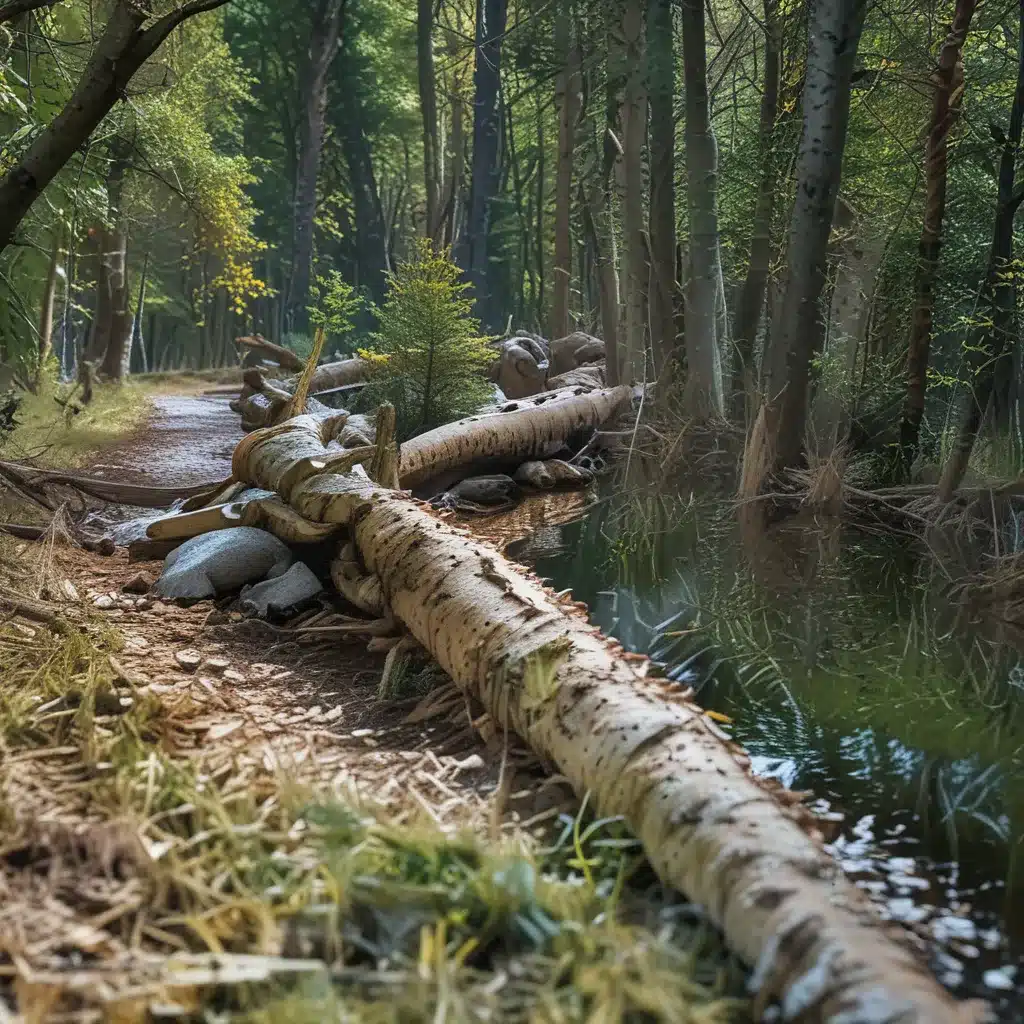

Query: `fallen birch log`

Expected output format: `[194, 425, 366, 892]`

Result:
[397, 385, 633, 489]
[217, 411, 983, 1024]
[234, 334, 305, 371]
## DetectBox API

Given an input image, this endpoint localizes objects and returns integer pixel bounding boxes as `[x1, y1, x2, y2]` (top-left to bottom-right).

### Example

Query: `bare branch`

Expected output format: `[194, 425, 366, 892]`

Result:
[0, 0, 55, 26]
[129, 0, 232, 69]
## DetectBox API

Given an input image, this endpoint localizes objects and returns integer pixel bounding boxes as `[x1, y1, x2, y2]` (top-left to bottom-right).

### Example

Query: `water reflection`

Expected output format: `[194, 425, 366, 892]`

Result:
[501, 486, 1024, 1013]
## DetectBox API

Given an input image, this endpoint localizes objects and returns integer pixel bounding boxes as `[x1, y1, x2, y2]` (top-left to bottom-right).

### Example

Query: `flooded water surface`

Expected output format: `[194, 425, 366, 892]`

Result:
[506, 487, 1024, 1017]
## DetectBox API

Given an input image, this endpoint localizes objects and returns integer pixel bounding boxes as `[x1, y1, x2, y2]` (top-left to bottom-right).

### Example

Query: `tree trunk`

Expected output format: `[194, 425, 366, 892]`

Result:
[129, 250, 149, 374]
[810, 199, 885, 456]
[218, 414, 985, 1024]
[681, 0, 725, 417]
[440, 15, 468, 249]
[286, 0, 346, 334]
[747, 0, 868, 486]
[618, 0, 648, 384]
[938, 0, 1024, 500]
[647, 0, 676, 376]
[0, 0, 229, 252]
[898, 0, 977, 472]
[730, 0, 781, 420]
[459, 0, 509, 329]
[98, 224, 131, 381]
[37, 226, 62, 377]
[418, 0, 442, 241]
[550, 10, 582, 341]
[340, 101, 389, 305]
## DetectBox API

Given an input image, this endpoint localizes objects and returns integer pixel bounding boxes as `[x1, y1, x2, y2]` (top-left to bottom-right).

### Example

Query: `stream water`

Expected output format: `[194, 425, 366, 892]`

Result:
[505, 487, 1024, 1018]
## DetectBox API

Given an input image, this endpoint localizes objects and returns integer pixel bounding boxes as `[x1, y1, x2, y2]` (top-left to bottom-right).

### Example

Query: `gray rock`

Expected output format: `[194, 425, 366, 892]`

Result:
[448, 475, 521, 506]
[153, 527, 293, 602]
[239, 561, 323, 618]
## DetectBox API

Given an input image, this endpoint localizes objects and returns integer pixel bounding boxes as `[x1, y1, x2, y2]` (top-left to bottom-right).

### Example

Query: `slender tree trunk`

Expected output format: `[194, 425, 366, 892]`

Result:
[129, 250, 149, 374]
[440, 16, 467, 249]
[618, 0, 648, 383]
[731, 0, 780, 420]
[37, 226, 62, 378]
[681, 0, 725, 417]
[748, 0, 868, 484]
[458, 0, 509, 328]
[647, 0, 676, 376]
[938, 0, 1024, 500]
[340, 101, 389, 305]
[0, 0, 229, 252]
[286, 0, 346, 333]
[418, 0, 442, 241]
[810, 200, 885, 455]
[98, 223, 131, 380]
[898, 0, 977, 471]
[550, 10, 582, 341]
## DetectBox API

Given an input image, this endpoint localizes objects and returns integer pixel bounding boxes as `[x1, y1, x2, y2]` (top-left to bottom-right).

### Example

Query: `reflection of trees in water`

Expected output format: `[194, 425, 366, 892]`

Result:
[523, 488, 1024, 895]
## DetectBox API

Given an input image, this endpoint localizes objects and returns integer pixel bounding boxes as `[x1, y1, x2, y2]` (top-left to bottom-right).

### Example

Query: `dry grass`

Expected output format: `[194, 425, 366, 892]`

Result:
[2, 377, 153, 469]
[0, 537, 749, 1023]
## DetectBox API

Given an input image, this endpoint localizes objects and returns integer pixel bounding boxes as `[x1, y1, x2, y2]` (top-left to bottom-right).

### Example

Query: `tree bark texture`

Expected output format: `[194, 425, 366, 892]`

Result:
[460, 0, 509, 328]
[681, 0, 725, 417]
[938, 0, 1024, 500]
[756, 0, 869, 476]
[0, 0, 230, 252]
[647, 0, 677, 376]
[286, 0, 347, 332]
[213, 411, 986, 1024]
[731, 0, 781, 420]
[549, 10, 582, 342]
[898, 0, 977, 471]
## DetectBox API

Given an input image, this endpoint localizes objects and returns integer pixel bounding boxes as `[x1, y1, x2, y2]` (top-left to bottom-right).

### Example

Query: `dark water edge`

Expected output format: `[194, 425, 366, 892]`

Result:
[504, 487, 1024, 1018]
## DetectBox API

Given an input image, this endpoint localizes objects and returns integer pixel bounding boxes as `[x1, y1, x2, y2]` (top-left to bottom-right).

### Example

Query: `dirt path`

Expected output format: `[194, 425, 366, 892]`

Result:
[85, 394, 241, 487]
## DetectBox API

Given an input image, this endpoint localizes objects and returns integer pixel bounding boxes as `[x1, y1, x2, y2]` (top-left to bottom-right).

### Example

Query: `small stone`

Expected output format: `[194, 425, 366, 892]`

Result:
[174, 649, 202, 673]
[454, 754, 485, 772]
[136, 598, 153, 611]
[351, 728, 374, 738]
[122, 572, 153, 595]
[223, 669, 246, 684]
[95, 537, 116, 557]
[204, 657, 230, 675]
[93, 595, 116, 610]
[60, 579, 80, 603]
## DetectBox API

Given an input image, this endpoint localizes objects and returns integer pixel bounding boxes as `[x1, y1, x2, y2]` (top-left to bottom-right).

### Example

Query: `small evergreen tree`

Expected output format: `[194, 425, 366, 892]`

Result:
[361, 241, 494, 438]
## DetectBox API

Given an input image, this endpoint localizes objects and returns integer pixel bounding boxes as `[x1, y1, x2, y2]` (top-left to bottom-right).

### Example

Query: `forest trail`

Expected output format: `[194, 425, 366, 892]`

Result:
[84, 394, 240, 487]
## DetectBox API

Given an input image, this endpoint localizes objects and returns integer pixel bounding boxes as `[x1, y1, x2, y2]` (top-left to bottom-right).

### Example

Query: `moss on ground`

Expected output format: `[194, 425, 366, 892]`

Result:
[2, 375, 154, 468]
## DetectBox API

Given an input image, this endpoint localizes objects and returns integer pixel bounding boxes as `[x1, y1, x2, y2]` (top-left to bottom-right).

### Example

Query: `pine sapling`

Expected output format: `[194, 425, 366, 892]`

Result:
[360, 241, 494, 438]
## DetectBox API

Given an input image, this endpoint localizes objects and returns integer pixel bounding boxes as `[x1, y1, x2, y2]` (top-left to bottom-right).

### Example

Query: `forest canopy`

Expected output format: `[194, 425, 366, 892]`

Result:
[2, 0, 1024, 491]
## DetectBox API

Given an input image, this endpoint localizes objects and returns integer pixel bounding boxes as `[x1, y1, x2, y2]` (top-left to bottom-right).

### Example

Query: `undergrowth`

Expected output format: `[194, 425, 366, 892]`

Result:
[0, 542, 748, 1023]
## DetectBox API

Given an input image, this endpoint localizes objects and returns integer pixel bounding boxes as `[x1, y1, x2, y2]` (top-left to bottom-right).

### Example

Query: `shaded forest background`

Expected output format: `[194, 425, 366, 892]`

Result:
[2, 0, 1024, 490]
